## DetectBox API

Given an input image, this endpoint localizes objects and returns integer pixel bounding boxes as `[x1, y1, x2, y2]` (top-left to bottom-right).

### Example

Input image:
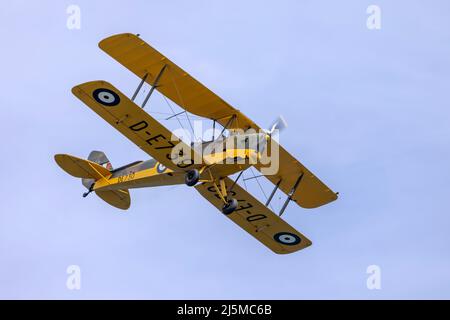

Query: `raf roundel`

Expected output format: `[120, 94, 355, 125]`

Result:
[274, 232, 301, 246]
[93, 88, 121, 106]
[156, 163, 167, 173]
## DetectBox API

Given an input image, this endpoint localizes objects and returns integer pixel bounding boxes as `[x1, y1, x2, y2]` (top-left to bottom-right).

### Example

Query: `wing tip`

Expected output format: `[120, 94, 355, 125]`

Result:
[54, 153, 68, 167]
[273, 244, 313, 255]
[297, 190, 339, 209]
[54, 154, 80, 178]
[71, 80, 112, 97]
[98, 32, 139, 50]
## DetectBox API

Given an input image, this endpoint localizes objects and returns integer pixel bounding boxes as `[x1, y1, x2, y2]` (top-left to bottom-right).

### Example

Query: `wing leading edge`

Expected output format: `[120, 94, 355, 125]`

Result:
[99, 33, 258, 130]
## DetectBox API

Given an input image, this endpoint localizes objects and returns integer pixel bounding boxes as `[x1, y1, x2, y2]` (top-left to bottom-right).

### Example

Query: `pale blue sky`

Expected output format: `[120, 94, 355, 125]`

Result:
[1, 0, 450, 299]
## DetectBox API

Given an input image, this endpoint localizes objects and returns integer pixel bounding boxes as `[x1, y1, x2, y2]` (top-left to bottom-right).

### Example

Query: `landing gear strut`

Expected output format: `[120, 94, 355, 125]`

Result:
[189, 168, 239, 214]
[185, 169, 200, 186]
[213, 178, 238, 215]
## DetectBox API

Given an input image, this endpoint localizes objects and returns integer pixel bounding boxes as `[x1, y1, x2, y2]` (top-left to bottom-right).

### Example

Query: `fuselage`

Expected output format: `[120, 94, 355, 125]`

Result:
[92, 132, 269, 192]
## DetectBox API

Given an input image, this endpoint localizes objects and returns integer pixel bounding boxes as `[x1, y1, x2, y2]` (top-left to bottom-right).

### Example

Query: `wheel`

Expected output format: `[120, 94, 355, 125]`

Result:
[185, 169, 200, 186]
[222, 198, 238, 215]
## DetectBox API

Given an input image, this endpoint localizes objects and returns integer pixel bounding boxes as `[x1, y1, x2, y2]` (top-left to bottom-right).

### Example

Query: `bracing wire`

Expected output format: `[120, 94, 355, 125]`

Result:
[161, 95, 186, 134]
[242, 171, 248, 191]
[167, 67, 197, 141]
[250, 167, 274, 211]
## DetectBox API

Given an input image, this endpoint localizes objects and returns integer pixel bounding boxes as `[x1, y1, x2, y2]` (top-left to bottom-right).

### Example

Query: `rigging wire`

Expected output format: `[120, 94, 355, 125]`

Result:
[139, 84, 198, 141]
[241, 170, 248, 191]
[153, 116, 203, 121]
[184, 111, 196, 141]
[161, 95, 186, 135]
[167, 67, 197, 141]
[250, 167, 274, 211]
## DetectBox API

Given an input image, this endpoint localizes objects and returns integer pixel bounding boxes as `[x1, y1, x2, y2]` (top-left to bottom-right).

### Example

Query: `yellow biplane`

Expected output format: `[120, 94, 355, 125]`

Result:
[55, 33, 338, 254]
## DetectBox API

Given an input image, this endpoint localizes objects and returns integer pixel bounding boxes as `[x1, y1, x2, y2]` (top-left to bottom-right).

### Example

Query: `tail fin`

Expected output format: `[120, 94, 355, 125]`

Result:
[82, 151, 113, 189]
[87, 151, 113, 170]
[83, 151, 131, 210]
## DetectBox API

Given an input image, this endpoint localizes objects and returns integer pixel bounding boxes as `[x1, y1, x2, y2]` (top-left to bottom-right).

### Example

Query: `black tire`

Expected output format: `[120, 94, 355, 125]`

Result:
[222, 198, 238, 215]
[185, 169, 200, 186]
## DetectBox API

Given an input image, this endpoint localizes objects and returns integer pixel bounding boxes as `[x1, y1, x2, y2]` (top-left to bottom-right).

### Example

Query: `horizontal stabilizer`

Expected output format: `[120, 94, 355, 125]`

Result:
[95, 189, 130, 210]
[54, 154, 112, 180]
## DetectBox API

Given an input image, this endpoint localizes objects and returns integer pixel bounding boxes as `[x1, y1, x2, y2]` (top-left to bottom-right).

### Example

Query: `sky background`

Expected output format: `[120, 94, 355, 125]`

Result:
[1, 0, 450, 299]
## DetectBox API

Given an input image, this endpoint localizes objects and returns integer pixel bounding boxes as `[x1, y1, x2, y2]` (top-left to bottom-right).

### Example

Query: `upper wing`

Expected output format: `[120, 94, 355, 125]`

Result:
[55, 154, 111, 179]
[195, 178, 312, 254]
[255, 141, 338, 209]
[99, 33, 258, 130]
[98, 33, 337, 208]
[72, 80, 200, 172]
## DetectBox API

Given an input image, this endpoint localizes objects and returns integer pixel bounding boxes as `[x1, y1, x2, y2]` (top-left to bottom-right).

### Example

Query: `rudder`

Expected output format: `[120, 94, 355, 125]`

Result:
[82, 150, 113, 189]
[88, 151, 113, 170]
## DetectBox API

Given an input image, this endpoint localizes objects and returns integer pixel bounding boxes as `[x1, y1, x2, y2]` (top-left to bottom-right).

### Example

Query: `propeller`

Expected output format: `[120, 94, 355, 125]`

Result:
[267, 115, 288, 136]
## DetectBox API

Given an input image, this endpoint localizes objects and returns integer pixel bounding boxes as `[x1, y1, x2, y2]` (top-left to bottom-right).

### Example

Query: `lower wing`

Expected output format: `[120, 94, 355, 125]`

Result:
[195, 177, 312, 254]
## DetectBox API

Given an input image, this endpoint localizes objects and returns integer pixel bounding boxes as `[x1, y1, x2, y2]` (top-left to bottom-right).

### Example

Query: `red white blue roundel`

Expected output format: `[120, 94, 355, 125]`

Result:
[274, 232, 301, 246]
[93, 88, 120, 106]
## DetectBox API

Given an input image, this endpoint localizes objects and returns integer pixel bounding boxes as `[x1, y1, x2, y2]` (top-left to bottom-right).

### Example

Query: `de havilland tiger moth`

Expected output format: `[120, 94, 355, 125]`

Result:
[55, 33, 338, 254]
